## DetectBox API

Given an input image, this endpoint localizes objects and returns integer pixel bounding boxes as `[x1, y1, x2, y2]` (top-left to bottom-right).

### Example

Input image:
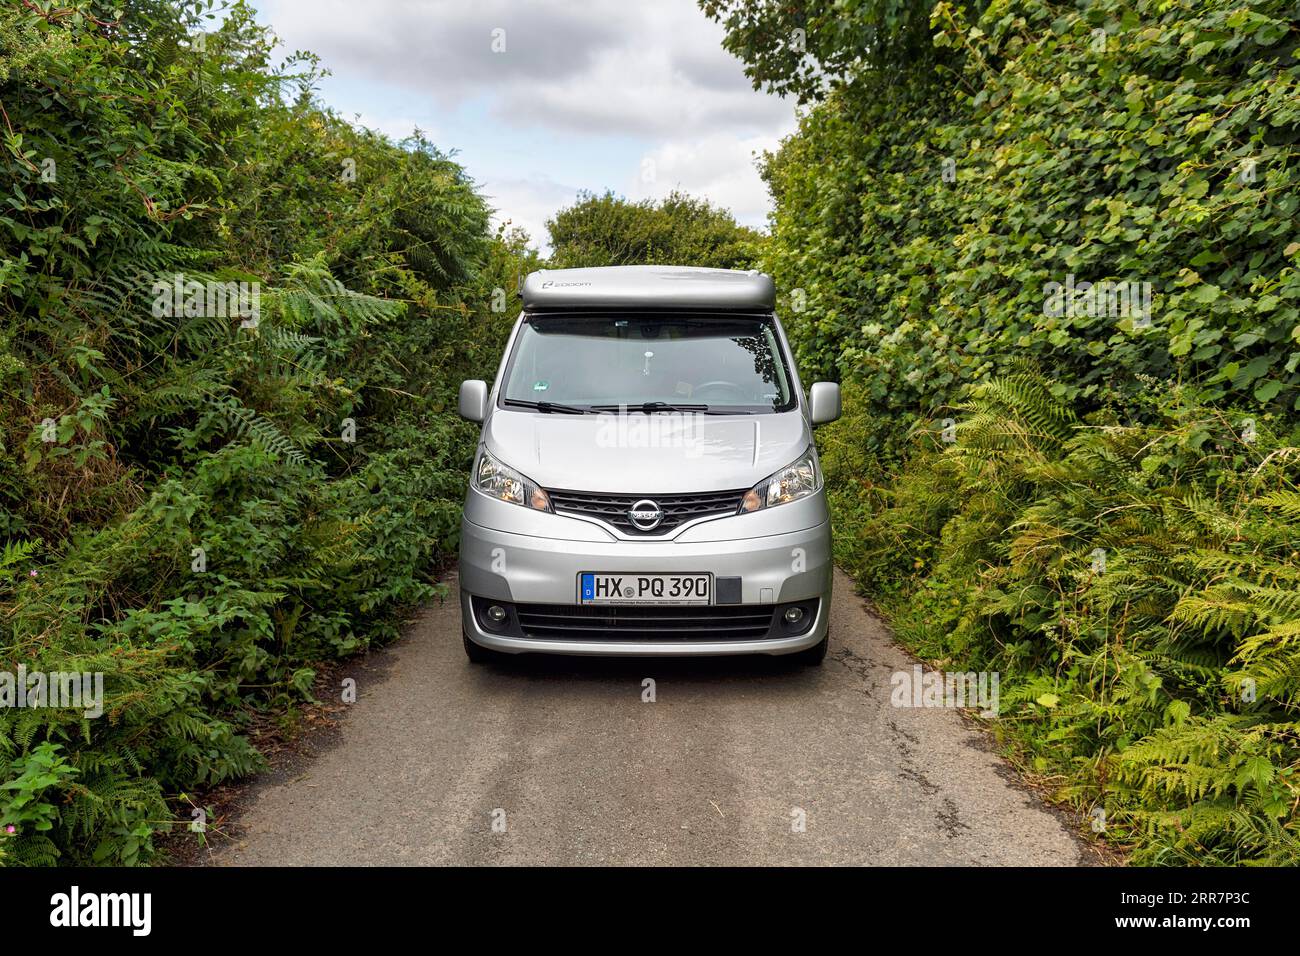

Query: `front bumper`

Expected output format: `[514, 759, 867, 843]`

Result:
[458, 492, 832, 656]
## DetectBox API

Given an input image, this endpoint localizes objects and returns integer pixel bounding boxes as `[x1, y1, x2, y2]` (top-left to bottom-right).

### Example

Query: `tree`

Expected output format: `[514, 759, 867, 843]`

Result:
[698, 0, 963, 103]
[545, 190, 763, 270]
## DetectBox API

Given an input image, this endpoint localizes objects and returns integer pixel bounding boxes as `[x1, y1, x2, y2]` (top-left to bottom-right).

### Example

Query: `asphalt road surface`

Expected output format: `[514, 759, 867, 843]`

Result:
[210, 569, 1092, 866]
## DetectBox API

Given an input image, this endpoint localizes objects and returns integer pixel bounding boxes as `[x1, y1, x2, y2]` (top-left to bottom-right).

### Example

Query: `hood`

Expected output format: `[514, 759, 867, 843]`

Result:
[482, 408, 810, 493]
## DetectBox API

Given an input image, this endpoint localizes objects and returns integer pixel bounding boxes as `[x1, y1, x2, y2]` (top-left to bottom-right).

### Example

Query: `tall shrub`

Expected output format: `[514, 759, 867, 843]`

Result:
[0, 0, 531, 864]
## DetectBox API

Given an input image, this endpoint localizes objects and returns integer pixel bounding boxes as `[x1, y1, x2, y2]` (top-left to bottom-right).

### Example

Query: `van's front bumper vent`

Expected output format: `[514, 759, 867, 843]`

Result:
[514, 603, 777, 641]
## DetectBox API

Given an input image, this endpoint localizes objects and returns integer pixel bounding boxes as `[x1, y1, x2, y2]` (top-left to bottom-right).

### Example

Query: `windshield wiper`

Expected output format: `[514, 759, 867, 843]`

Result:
[591, 401, 711, 414]
[503, 398, 592, 414]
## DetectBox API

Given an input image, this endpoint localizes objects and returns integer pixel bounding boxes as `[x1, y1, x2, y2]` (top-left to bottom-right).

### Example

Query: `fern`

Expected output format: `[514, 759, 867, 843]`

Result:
[826, 367, 1300, 865]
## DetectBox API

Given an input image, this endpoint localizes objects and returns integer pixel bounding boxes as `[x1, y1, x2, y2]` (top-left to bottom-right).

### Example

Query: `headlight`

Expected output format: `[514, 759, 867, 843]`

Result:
[739, 447, 821, 513]
[474, 449, 552, 511]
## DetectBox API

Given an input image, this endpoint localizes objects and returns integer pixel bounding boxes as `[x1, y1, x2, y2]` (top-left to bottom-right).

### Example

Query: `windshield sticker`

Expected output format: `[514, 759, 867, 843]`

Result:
[533, 380, 549, 392]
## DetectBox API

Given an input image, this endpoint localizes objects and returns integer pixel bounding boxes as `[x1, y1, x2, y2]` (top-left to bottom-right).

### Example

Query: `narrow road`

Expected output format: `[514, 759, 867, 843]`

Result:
[209, 569, 1092, 865]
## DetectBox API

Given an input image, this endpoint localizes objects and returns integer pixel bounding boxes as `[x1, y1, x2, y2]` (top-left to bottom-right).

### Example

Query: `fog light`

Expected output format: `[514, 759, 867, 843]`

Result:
[486, 604, 507, 625]
[784, 607, 804, 625]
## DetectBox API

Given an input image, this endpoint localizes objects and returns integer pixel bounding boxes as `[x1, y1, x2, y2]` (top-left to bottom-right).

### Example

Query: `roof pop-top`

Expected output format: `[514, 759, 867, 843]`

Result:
[520, 265, 776, 311]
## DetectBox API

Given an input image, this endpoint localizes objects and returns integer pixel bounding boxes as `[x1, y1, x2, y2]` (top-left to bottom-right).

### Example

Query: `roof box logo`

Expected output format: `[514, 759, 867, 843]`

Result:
[540, 280, 591, 289]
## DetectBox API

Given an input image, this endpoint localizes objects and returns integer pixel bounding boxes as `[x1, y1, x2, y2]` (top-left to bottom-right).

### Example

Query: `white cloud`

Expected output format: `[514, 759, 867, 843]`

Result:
[629, 129, 795, 231]
[258, 0, 796, 253]
[264, 0, 790, 139]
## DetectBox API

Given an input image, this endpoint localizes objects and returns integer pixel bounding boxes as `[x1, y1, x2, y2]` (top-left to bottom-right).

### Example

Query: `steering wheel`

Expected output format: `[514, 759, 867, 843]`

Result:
[692, 380, 750, 401]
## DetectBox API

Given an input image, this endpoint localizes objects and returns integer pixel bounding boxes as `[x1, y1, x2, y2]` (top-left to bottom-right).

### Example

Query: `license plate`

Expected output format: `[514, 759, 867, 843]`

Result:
[579, 572, 712, 605]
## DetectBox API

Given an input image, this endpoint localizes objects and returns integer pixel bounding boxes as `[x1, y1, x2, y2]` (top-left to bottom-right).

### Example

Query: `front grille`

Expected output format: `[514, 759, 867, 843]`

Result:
[515, 603, 776, 642]
[547, 488, 747, 535]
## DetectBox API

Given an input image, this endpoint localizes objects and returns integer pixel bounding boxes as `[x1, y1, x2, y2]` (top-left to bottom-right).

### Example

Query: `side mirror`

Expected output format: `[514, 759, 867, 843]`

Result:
[809, 382, 841, 426]
[458, 380, 489, 423]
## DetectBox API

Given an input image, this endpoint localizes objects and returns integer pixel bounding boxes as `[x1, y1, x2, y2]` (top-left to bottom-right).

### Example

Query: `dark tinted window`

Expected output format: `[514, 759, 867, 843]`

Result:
[502, 315, 794, 413]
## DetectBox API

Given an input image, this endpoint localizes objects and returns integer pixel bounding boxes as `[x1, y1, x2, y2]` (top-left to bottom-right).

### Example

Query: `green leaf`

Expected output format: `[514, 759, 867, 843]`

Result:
[1254, 379, 1283, 403]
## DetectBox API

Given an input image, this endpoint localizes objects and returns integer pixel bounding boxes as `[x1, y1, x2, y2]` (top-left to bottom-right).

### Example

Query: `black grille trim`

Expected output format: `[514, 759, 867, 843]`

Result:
[515, 603, 776, 642]
[547, 488, 748, 535]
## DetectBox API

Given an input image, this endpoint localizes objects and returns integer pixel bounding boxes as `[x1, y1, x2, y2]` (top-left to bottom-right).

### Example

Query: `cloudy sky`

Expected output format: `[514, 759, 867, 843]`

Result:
[254, 0, 797, 254]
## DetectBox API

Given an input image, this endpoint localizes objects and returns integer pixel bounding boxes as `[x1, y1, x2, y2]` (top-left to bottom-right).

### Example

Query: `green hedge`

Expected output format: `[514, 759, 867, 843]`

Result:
[740, 0, 1300, 863]
[0, 1, 532, 864]
[763, 0, 1299, 451]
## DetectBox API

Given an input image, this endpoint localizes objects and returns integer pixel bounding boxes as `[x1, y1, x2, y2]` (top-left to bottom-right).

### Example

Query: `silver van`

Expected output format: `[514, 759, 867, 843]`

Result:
[456, 265, 840, 663]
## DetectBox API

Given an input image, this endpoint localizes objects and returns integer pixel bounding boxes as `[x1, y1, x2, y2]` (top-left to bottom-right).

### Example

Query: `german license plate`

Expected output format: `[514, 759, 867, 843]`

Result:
[579, 572, 712, 605]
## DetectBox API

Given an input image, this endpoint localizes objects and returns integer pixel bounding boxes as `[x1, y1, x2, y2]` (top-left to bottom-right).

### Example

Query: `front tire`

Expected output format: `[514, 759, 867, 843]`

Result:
[793, 630, 829, 666]
[463, 630, 497, 664]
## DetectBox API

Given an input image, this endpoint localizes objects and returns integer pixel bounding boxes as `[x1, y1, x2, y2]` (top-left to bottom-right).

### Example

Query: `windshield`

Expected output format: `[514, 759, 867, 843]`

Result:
[500, 314, 795, 414]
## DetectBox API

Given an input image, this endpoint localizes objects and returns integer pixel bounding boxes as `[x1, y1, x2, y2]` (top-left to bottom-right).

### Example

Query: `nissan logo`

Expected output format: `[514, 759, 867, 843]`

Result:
[628, 499, 664, 531]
